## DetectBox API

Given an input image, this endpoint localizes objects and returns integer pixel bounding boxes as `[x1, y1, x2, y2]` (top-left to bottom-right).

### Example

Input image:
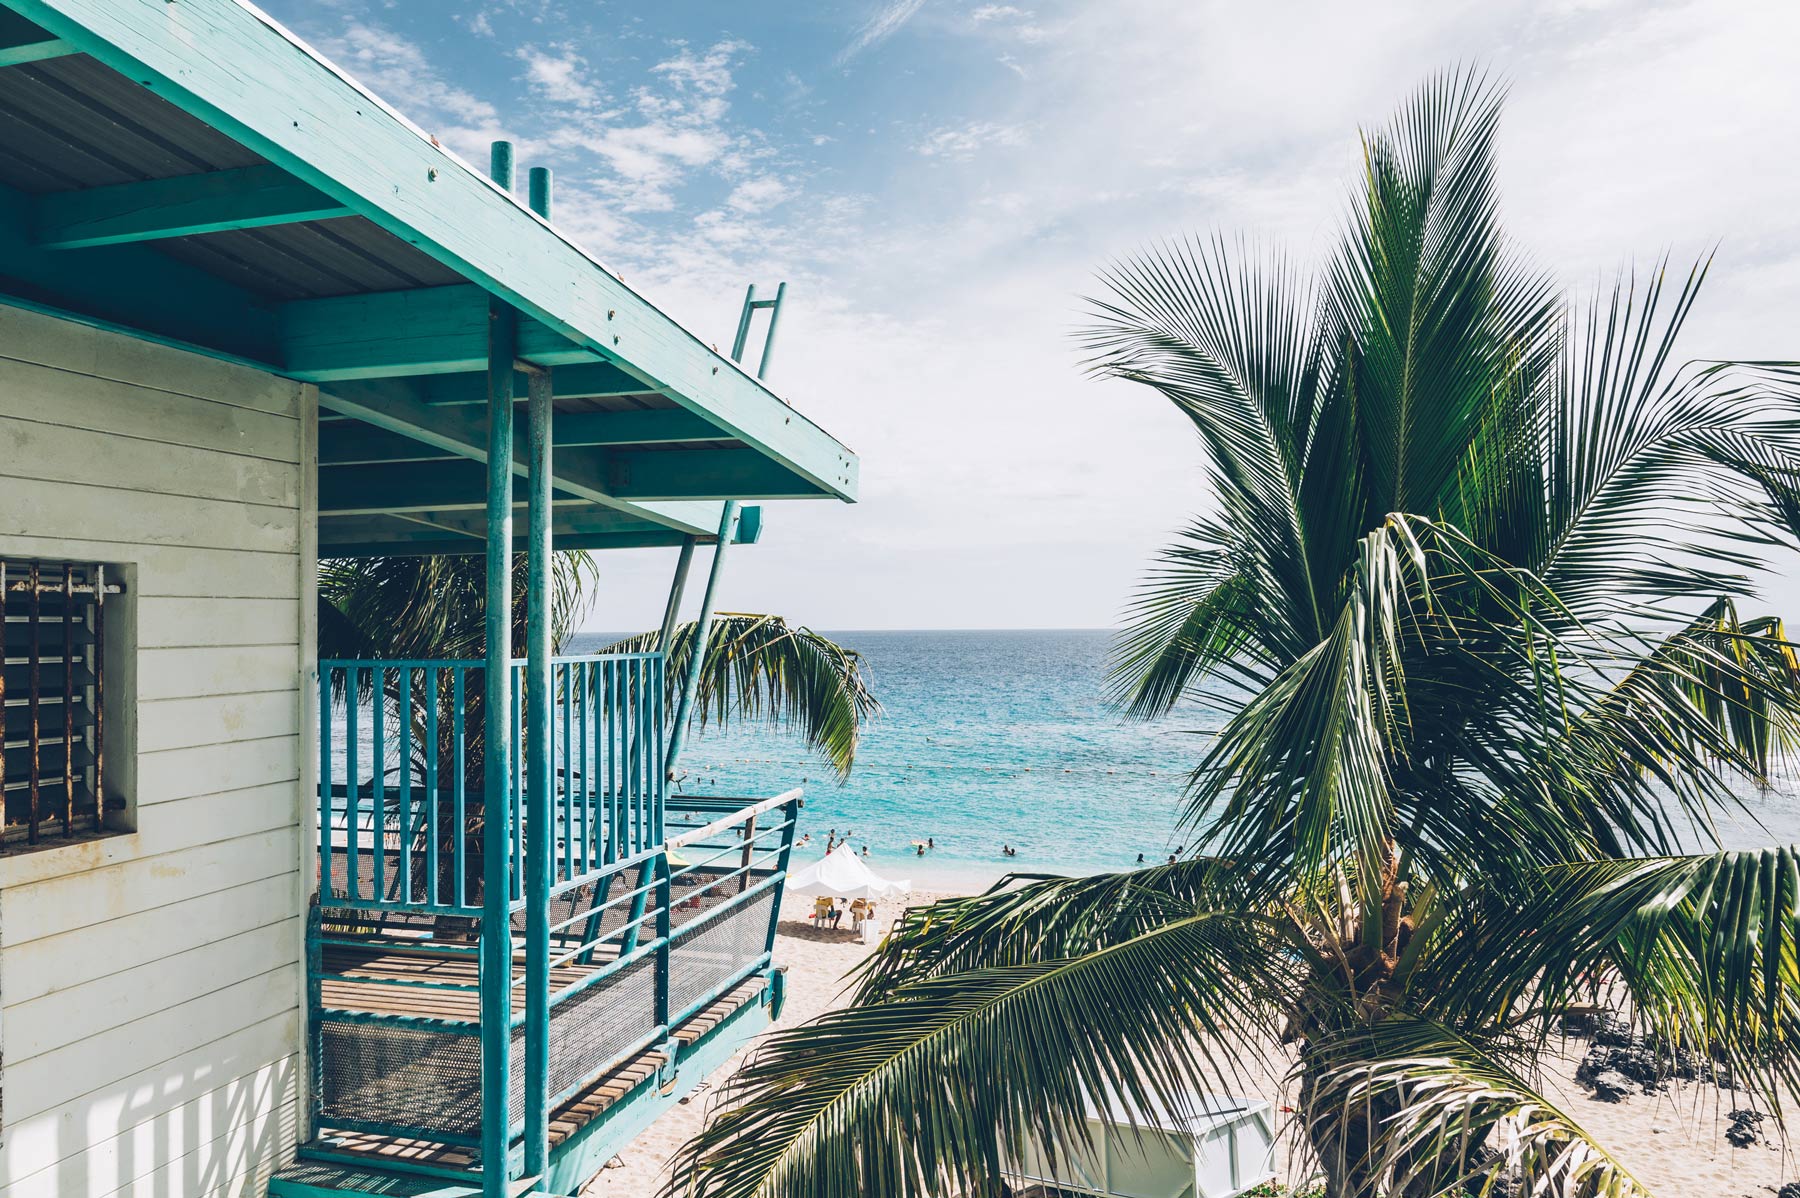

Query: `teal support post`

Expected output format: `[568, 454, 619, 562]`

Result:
[490, 140, 515, 193]
[479, 140, 517, 1198]
[663, 501, 739, 776]
[528, 166, 553, 222]
[522, 154, 555, 1185]
[523, 366, 553, 1178]
[764, 794, 802, 956]
[657, 536, 697, 650]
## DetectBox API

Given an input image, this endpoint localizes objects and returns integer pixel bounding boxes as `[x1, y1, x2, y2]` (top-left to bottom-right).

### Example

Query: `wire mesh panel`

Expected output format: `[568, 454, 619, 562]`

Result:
[319, 1018, 484, 1140]
[668, 888, 776, 1021]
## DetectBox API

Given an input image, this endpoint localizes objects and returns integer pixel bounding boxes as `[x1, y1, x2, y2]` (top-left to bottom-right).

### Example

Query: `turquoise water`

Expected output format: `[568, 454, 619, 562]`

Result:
[570, 628, 1221, 886]
[562, 627, 1800, 888]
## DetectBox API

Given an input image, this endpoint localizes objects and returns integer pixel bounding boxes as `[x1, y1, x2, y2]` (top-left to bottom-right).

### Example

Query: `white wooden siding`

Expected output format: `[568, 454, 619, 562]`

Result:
[0, 303, 310, 1198]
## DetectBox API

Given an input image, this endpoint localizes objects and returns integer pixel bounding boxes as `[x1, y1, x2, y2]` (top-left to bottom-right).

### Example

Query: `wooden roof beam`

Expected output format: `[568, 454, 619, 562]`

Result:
[0, 9, 71, 66]
[35, 163, 350, 249]
[317, 377, 729, 537]
[319, 409, 731, 465]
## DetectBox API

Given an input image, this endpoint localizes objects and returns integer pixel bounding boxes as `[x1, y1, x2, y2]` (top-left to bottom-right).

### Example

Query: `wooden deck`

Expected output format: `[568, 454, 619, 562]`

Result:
[310, 968, 768, 1175]
[319, 942, 605, 1023]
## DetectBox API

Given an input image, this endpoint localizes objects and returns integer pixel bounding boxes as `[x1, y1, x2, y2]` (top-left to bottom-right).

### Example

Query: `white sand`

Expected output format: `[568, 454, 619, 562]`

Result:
[584, 889, 1798, 1197]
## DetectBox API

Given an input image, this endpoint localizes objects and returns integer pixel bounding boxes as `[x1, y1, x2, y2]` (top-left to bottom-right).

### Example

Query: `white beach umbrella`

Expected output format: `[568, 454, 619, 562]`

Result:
[786, 843, 912, 900]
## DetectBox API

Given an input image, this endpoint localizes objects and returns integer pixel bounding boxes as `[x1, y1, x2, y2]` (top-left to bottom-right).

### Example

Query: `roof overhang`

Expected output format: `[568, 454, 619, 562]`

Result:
[0, 0, 858, 555]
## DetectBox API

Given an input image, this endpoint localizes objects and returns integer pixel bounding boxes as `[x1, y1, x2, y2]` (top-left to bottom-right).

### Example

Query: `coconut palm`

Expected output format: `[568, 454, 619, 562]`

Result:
[674, 70, 1800, 1198]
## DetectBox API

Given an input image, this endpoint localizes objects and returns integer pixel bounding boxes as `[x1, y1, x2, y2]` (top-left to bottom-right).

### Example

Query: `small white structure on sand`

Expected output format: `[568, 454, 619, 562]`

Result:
[786, 842, 913, 900]
[1006, 1087, 1277, 1198]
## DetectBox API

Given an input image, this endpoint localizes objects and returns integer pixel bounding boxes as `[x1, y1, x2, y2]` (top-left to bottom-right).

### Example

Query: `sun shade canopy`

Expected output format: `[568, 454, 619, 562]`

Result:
[786, 843, 912, 900]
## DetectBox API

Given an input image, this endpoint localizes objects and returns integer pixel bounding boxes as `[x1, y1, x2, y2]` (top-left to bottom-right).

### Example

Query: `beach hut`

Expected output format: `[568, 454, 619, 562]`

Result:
[1004, 1087, 1277, 1198]
[0, 4, 858, 1197]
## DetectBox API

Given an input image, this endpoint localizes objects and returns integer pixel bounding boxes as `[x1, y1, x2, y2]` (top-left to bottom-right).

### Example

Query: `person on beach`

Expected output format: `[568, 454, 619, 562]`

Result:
[916, 844, 925, 857]
[862, 845, 870, 857]
[927, 837, 934, 850]
[829, 902, 844, 930]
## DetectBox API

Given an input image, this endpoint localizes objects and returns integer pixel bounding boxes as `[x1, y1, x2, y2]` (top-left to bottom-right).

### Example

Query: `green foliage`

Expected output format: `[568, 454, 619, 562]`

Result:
[318, 555, 877, 780]
[608, 612, 878, 781]
[674, 67, 1800, 1198]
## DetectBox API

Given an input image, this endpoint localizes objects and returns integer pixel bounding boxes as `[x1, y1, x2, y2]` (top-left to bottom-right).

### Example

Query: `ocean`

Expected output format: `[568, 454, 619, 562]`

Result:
[569, 628, 1220, 887]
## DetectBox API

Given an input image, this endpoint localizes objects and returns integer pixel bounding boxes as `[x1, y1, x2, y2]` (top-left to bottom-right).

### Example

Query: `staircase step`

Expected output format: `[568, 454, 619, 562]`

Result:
[269, 1159, 545, 1198]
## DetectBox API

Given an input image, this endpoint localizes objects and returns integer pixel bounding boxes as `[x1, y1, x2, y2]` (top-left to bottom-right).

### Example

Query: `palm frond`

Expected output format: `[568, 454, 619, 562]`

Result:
[853, 858, 1299, 1004]
[609, 613, 879, 780]
[674, 913, 1293, 1198]
[1304, 1017, 1653, 1198]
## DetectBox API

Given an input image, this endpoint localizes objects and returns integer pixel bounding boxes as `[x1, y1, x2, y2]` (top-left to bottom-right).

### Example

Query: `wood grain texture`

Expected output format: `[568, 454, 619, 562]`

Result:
[0, 305, 306, 1198]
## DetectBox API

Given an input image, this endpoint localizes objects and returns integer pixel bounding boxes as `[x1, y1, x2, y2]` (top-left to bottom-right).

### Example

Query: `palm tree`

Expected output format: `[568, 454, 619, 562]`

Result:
[319, 551, 877, 901]
[674, 70, 1800, 1198]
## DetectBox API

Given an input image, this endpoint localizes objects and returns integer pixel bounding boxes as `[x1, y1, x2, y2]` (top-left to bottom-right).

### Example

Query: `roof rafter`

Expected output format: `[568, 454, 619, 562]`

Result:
[35, 163, 350, 248]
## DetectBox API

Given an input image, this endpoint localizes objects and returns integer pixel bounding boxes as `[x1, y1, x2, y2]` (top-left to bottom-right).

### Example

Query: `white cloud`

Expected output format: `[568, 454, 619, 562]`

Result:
[312, 20, 505, 162]
[726, 176, 792, 212]
[271, 0, 1800, 630]
[914, 120, 1027, 159]
[518, 47, 600, 106]
[838, 0, 927, 64]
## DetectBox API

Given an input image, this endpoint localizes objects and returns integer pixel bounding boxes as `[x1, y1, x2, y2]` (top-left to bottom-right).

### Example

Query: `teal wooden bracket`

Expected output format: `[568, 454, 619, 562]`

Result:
[0, 9, 70, 65]
[735, 504, 764, 545]
[320, 507, 690, 545]
[0, 31, 68, 64]
[417, 361, 646, 405]
[479, 268, 519, 1194]
[35, 163, 350, 249]
[283, 284, 602, 381]
[317, 532, 691, 557]
[318, 411, 738, 465]
[603, 446, 828, 500]
[551, 409, 721, 446]
[315, 377, 729, 537]
[4, 0, 859, 503]
[0, 181, 279, 361]
[655, 1037, 681, 1091]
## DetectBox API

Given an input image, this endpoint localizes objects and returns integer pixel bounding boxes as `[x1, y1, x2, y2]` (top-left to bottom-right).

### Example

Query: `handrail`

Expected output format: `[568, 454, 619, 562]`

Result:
[666, 788, 802, 851]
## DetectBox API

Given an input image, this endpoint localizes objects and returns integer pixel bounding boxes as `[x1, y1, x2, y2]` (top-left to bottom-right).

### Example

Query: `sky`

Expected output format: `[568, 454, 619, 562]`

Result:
[259, 0, 1800, 633]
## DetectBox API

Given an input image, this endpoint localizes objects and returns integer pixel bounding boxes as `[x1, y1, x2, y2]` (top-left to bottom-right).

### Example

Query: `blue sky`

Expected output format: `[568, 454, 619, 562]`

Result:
[259, 0, 1800, 633]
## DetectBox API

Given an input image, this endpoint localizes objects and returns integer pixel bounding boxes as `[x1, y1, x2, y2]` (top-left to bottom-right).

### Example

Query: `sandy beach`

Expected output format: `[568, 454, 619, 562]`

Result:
[584, 885, 1799, 1198]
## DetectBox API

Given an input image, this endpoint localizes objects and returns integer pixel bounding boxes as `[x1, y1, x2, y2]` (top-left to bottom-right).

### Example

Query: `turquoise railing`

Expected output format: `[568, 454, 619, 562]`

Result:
[309, 651, 799, 1179]
[317, 652, 665, 912]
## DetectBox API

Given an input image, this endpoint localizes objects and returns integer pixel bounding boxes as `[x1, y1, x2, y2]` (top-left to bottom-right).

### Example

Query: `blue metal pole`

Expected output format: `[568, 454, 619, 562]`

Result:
[756, 281, 787, 379]
[729, 284, 756, 361]
[656, 536, 697, 652]
[480, 139, 517, 1198]
[522, 158, 555, 1185]
[662, 501, 739, 776]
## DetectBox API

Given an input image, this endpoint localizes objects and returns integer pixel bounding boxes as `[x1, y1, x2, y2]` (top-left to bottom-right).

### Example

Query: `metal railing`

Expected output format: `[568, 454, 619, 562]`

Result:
[308, 670, 799, 1167]
[317, 653, 665, 913]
